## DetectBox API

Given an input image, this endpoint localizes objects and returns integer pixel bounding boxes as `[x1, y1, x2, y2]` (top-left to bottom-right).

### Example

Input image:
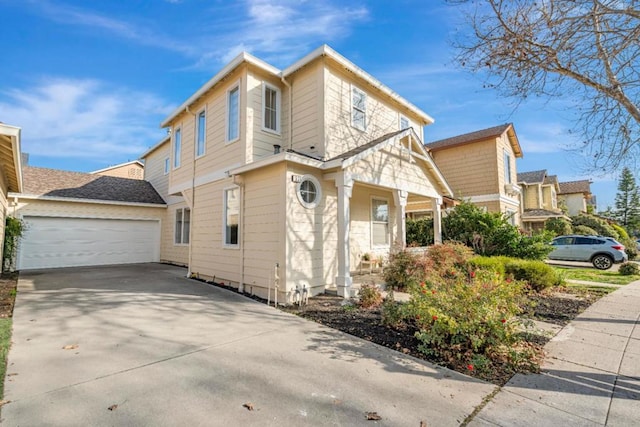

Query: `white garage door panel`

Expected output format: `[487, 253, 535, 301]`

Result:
[19, 217, 160, 270]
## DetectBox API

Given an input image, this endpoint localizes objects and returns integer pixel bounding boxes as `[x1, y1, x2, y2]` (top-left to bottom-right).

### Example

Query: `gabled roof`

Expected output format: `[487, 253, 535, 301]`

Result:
[326, 129, 405, 162]
[558, 180, 592, 195]
[161, 45, 434, 128]
[425, 123, 523, 157]
[544, 174, 559, 186]
[91, 160, 144, 175]
[521, 209, 567, 220]
[0, 123, 23, 193]
[20, 166, 165, 205]
[517, 170, 547, 184]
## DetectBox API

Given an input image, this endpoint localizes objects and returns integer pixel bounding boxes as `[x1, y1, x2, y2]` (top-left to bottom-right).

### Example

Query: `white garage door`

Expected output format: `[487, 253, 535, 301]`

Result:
[18, 216, 161, 270]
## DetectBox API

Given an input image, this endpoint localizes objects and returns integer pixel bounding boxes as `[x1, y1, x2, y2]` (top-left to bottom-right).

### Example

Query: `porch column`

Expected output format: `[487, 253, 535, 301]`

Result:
[432, 197, 443, 244]
[335, 173, 353, 298]
[393, 189, 408, 248]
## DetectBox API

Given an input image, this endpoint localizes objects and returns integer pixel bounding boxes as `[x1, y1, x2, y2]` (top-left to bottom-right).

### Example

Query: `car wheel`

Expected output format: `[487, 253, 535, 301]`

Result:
[592, 254, 613, 270]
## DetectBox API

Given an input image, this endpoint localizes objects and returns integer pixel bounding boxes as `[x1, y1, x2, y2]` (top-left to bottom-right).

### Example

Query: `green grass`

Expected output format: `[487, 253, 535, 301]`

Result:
[564, 283, 616, 297]
[0, 318, 12, 399]
[555, 267, 640, 285]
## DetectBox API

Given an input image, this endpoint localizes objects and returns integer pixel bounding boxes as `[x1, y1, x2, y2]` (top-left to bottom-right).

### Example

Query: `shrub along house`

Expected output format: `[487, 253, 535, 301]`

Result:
[153, 45, 453, 300]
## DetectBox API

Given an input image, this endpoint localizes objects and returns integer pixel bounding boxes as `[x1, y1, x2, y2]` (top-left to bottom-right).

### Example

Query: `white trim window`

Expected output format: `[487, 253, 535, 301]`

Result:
[175, 207, 191, 245]
[504, 149, 512, 184]
[224, 187, 240, 246]
[173, 127, 182, 169]
[262, 83, 281, 133]
[227, 84, 240, 142]
[196, 109, 206, 157]
[352, 86, 367, 131]
[164, 157, 170, 175]
[371, 198, 389, 247]
[296, 175, 322, 209]
[399, 115, 410, 130]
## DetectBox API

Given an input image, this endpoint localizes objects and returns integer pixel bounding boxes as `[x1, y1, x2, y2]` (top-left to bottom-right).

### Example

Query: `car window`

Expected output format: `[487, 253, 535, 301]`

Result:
[554, 237, 574, 245]
[575, 237, 595, 245]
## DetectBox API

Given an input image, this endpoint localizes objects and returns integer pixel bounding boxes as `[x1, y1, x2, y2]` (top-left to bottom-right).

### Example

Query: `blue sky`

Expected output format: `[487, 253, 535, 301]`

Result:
[0, 0, 618, 208]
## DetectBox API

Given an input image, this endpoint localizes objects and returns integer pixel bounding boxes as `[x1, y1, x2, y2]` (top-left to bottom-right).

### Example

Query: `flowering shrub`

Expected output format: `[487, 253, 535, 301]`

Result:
[382, 249, 421, 291]
[358, 284, 383, 308]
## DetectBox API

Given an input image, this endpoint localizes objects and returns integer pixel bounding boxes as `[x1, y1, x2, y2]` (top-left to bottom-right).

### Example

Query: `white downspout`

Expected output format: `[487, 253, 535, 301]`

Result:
[280, 76, 293, 150]
[233, 175, 245, 293]
[185, 106, 197, 278]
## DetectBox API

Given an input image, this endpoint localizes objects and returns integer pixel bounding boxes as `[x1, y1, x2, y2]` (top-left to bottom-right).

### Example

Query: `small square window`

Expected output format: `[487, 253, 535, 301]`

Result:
[400, 116, 409, 130]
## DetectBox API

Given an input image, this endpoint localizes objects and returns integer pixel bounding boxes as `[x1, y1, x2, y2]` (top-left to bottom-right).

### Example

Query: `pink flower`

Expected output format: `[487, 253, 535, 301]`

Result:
[506, 278, 512, 283]
[470, 271, 476, 278]
[467, 364, 474, 371]
[501, 318, 506, 324]
[432, 315, 438, 321]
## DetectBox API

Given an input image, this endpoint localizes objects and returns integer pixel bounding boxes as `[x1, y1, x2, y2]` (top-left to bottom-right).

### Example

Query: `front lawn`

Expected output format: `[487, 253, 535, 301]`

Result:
[0, 318, 11, 399]
[555, 267, 640, 285]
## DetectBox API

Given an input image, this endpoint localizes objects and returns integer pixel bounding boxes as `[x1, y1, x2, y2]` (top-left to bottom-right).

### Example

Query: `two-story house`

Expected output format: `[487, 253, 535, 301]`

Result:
[422, 124, 523, 225]
[150, 45, 453, 300]
[558, 180, 594, 216]
[517, 170, 568, 231]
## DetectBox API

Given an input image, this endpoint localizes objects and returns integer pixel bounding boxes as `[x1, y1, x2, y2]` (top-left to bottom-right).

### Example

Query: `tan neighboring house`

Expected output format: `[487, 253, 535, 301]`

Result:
[10, 166, 166, 270]
[517, 170, 567, 231]
[91, 160, 144, 180]
[423, 124, 523, 225]
[0, 123, 24, 264]
[558, 180, 593, 216]
[155, 44, 453, 299]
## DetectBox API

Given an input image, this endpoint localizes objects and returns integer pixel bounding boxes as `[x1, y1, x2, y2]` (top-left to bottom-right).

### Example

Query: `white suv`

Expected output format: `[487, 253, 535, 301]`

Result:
[549, 235, 628, 270]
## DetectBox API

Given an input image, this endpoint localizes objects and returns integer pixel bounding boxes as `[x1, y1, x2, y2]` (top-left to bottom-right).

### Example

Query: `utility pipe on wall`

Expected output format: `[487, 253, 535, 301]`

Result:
[185, 106, 197, 278]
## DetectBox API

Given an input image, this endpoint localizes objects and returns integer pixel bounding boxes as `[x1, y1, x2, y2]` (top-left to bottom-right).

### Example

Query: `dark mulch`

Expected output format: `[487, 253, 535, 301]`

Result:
[281, 286, 610, 386]
[0, 273, 18, 318]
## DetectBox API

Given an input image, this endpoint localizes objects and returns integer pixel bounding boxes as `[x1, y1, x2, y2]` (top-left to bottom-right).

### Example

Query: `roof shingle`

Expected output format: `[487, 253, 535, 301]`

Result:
[22, 166, 165, 205]
[517, 170, 547, 184]
[425, 124, 512, 151]
[558, 180, 592, 195]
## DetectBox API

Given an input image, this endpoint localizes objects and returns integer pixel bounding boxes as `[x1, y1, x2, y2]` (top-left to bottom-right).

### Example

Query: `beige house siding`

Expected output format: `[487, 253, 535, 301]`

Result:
[0, 173, 8, 264]
[560, 193, 586, 216]
[289, 60, 323, 158]
[247, 69, 285, 161]
[429, 139, 499, 198]
[144, 142, 170, 198]
[169, 67, 246, 193]
[162, 204, 189, 266]
[522, 184, 540, 210]
[95, 163, 144, 180]
[14, 199, 165, 221]
[323, 62, 425, 160]
[241, 163, 285, 299]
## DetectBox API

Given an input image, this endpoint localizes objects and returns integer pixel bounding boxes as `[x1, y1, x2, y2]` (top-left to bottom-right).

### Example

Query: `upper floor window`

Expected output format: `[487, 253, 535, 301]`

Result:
[224, 187, 240, 246]
[503, 149, 511, 184]
[196, 110, 206, 157]
[262, 83, 281, 133]
[175, 207, 190, 245]
[400, 115, 409, 130]
[371, 198, 389, 247]
[352, 86, 367, 131]
[227, 85, 240, 142]
[164, 157, 170, 175]
[173, 127, 182, 169]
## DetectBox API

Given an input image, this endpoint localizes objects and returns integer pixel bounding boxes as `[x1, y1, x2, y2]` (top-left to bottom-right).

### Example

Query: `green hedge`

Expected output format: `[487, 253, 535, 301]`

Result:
[470, 256, 563, 291]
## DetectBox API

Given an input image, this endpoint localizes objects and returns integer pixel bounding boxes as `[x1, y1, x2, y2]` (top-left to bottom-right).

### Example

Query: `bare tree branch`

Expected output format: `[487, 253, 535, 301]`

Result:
[450, 0, 640, 171]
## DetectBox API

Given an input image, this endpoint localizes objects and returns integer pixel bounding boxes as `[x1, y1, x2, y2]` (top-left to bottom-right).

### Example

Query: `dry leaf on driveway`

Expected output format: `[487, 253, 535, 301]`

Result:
[62, 344, 79, 350]
[366, 412, 382, 420]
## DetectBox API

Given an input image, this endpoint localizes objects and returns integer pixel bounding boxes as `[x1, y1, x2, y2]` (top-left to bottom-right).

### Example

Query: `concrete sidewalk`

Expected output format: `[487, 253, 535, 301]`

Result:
[469, 280, 640, 426]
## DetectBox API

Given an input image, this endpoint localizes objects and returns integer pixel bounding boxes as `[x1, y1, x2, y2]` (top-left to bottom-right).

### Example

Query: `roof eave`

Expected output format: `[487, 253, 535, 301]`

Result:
[140, 136, 171, 159]
[0, 123, 23, 193]
[160, 52, 281, 128]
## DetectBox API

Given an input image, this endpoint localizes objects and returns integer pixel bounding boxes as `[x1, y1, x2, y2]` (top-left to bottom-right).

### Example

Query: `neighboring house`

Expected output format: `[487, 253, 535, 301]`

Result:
[558, 180, 593, 216]
[157, 44, 453, 299]
[517, 170, 567, 231]
[91, 160, 145, 180]
[423, 124, 523, 225]
[140, 136, 189, 266]
[0, 123, 24, 264]
[11, 166, 166, 270]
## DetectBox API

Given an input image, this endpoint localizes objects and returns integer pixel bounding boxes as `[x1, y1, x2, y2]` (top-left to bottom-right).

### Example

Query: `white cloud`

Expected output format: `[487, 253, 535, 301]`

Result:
[518, 124, 574, 154]
[0, 78, 173, 162]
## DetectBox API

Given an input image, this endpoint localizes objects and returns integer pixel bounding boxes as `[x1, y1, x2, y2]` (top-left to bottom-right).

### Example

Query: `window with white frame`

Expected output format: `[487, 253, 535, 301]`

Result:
[174, 207, 191, 244]
[224, 187, 240, 246]
[400, 115, 409, 130]
[173, 128, 182, 169]
[227, 85, 240, 142]
[164, 157, 170, 175]
[262, 83, 280, 133]
[504, 149, 511, 184]
[352, 86, 367, 130]
[196, 110, 206, 157]
[371, 198, 389, 246]
[296, 175, 321, 209]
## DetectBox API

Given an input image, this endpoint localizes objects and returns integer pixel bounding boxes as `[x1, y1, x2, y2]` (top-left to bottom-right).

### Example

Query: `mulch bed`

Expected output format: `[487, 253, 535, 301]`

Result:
[0, 274, 18, 318]
[281, 287, 608, 385]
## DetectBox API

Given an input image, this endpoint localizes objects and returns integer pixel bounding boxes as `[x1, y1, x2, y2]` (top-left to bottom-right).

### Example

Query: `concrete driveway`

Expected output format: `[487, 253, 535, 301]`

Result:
[3, 264, 493, 426]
